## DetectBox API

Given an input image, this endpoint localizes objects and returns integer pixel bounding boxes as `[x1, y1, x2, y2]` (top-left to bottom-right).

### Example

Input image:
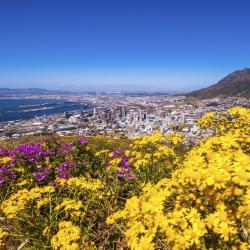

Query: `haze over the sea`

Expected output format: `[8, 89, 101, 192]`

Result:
[0, 0, 250, 91]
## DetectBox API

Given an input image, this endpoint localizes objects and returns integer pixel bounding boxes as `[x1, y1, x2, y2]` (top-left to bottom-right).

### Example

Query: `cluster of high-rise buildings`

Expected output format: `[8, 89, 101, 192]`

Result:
[0, 93, 249, 145]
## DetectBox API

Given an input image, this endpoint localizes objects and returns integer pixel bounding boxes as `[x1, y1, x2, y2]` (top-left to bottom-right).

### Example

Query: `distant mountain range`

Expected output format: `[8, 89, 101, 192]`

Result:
[0, 88, 54, 93]
[0, 88, 173, 96]
[2, 69, 250, 98]
[187, 68, 250, 98]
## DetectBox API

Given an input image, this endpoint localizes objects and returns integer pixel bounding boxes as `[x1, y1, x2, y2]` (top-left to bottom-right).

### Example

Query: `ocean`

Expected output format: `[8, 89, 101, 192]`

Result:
[0, 99, 93, 122]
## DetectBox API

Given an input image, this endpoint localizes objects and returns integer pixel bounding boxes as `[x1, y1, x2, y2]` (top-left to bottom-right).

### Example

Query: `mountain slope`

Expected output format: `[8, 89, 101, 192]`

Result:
[187, 68, 250, 98]
[0, 88, 51, 93]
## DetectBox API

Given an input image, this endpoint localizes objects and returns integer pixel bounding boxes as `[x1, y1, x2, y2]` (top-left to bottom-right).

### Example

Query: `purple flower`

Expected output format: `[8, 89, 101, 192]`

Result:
[120, 157, 132, 171]
[32, 166, 50, 182]
[0, 165, 10, 173]
[117, 170, 135, 180]
[117, 170, 126, 178]
[105, 161, 110, 168]
[10, 159, 17, 167]
[0, 176, 5, 185]
[121, 157, 128, 165]
[13, 144, 49, 163]
[116, 156, 135, 180]
[112, 149, 120, 157]
[127, 173, 135, 180]
[53, 181, 60, 190]
[34, 173, 47, 182]
[124, 165, 131, 171]
[78, 138, 88, 144]
[8, 152, 15, 157]
[0, 165, 16, 185]
[59, 143, 74, 155]
[57, 161, 77, 179]
[0, 147, 10, 157]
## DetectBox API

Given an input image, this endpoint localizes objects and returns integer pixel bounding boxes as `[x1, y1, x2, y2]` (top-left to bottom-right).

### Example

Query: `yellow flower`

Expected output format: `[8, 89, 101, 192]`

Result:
[51, 221, 81, 250]
[0, 228, 8, 247]
[1, 186, 54, 218]
[0, 156, 12, 164]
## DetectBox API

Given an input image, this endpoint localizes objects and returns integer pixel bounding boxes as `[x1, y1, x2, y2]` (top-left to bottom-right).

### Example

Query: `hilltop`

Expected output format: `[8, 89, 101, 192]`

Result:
[187, 68, 250, 98]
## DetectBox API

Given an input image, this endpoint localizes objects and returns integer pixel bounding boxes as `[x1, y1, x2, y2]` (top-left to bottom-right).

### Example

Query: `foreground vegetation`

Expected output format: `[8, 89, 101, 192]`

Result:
[0, 107, 249, 249]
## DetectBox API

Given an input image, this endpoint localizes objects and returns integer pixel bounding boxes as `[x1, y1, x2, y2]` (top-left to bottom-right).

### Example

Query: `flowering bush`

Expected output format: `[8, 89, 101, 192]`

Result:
[108, 107, 250, 249]
[197, 106, 250, 136]
[126, 132, 181, 182]
[0, 107, 249, 249]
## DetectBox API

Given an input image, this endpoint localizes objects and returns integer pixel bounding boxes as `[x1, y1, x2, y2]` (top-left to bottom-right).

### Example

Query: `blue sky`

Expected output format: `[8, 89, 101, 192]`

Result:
[0, 0, 250, 92]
